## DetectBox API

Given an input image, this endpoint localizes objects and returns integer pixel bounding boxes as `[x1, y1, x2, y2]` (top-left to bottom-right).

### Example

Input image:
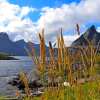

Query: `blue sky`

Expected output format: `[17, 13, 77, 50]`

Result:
[9, 0, 81, 8]
[0, 0, 100, 46]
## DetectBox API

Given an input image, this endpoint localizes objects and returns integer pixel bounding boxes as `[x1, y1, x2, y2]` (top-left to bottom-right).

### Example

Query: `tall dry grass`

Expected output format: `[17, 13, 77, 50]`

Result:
[16, 25, 100, 100]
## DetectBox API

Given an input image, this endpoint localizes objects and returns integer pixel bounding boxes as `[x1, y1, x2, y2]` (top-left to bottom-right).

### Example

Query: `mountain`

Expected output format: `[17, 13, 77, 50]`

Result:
[0, 32, 41, 56]
[72, 25, 100, 46]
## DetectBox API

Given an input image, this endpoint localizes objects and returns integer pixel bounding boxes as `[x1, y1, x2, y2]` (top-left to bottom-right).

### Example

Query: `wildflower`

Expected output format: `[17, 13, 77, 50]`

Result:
[15, 90, 20, 97]
[63, 81, 70, 87]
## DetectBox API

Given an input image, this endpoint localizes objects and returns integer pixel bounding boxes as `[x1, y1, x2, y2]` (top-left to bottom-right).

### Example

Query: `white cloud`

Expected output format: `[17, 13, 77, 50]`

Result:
[0, 0, 37, 42]
[20, 7, 37, 18]
[0, 0, 7, 2]
[63, 35, 79, 46]
[97, 27, 100, 32]
[0, 0, 100, 46]
[37, 0, 100, 45]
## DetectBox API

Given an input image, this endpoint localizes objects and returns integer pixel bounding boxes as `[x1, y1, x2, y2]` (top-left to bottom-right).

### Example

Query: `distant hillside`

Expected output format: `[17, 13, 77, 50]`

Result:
[72, 25, 100, 46]
[0, 32, 45, 56]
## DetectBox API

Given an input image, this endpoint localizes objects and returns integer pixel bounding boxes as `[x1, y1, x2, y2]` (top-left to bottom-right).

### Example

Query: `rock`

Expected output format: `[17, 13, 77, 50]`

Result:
[8, 74, 43, 91]
[8, 76, 20, 86]
[29, 80, 43, 89]
[31, 90, 44, 96]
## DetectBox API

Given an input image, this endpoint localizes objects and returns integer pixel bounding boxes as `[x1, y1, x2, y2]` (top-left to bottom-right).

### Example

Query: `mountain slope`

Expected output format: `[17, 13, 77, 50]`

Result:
[0, 32, 41, 56]
[72, 25, 100, 46]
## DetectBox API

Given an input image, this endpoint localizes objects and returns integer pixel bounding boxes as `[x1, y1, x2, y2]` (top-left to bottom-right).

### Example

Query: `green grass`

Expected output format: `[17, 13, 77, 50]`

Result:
[0, 96, 18, 100]
[27, 81, 100, 100]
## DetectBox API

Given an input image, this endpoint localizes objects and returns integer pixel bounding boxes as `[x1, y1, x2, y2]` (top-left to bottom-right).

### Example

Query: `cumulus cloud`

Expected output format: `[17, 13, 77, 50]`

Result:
[20, 7, 37, 18]
[63, 35, 79, 46]
[0, 0, 37, 42]
[37, 0, 100, 45]
[97, 27, 100, 32]
[0, 0, 100, 46]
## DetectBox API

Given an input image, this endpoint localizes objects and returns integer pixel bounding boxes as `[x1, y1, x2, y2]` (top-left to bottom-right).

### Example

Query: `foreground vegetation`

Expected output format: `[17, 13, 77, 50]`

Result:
[1, 26, 100, 100]
[15, 27, 99, 100]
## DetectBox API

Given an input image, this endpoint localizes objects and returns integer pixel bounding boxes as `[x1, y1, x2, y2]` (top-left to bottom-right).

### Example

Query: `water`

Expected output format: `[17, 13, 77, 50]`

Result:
[0, 56, 35, 96]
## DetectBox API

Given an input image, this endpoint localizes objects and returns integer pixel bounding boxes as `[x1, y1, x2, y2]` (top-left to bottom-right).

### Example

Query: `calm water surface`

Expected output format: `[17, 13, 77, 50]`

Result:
[0, 56, 35, 96]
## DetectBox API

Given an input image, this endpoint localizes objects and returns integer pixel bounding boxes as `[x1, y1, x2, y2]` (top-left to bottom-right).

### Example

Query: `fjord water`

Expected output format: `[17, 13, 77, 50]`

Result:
[0, 56, 34, 96]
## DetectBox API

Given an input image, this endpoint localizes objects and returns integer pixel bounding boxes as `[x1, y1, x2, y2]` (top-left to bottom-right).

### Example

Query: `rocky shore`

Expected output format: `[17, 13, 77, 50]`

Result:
[8, 74, 44, 97]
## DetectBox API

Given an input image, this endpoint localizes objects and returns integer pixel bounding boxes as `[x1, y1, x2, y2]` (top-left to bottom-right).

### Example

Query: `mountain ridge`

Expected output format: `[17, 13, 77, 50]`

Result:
[71, 25, 100, 46]
[0, 32, 41, 56]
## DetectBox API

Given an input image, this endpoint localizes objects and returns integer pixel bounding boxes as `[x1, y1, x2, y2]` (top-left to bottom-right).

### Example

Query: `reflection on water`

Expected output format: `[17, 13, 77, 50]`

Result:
[0, 56, 34, 96]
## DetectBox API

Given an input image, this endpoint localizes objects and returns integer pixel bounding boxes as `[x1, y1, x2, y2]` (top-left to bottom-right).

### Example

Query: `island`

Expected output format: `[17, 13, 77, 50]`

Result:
[0, 53, 18, 60]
